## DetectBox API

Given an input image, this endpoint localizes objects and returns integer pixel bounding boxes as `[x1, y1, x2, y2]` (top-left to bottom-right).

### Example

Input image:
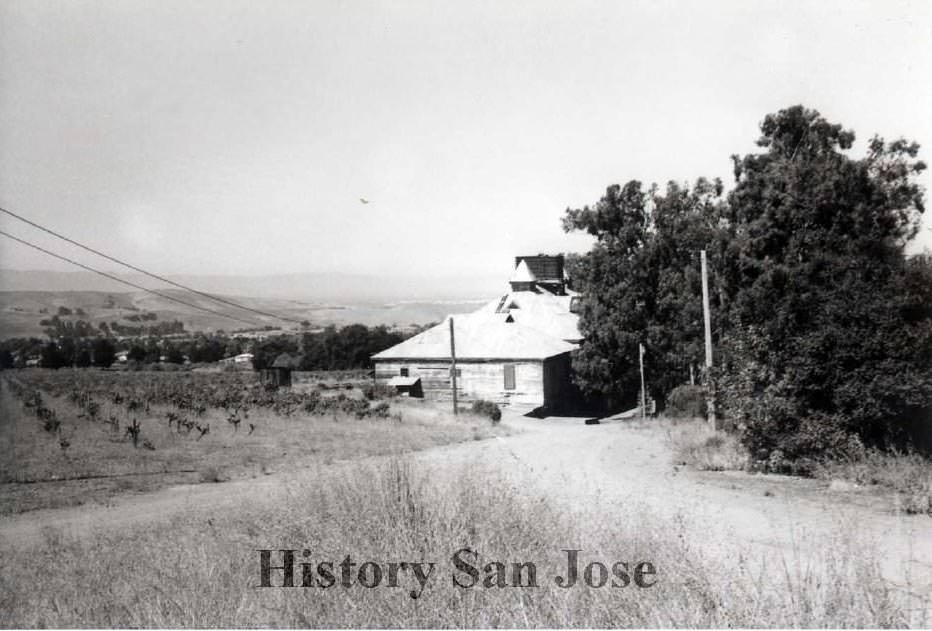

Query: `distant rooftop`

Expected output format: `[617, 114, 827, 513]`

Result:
[511, 254, 567, 294]
[515, 254, 565, 282]
[270, 353, 301, 369]
[509, 259, 537, 283]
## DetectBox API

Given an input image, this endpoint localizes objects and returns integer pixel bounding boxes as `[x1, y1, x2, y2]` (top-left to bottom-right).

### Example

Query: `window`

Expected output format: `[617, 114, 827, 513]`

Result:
[504, 364, 516, 390]
[400, 367, 409, 377]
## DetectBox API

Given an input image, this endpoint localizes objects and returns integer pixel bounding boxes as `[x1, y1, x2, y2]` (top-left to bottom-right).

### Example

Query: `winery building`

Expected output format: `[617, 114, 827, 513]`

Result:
[372, 255, 583, 411]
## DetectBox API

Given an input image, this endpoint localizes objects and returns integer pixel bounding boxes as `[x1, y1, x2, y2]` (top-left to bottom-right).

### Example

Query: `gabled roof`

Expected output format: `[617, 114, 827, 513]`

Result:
[270, 353, 301, 369]
[509, 259, 537, 283]
[372, 313, 576, 361]
[387, 376, 421, 387]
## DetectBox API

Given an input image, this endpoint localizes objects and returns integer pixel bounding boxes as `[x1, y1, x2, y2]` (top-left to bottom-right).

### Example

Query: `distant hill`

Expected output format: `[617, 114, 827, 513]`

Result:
[0, 268, 508, 338]
[0, 288, 493, 339]
[0, 269, 501, 302]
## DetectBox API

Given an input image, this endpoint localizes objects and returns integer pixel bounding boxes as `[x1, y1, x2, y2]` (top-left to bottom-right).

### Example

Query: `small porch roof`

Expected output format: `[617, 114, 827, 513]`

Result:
[387, 376, 421, 387]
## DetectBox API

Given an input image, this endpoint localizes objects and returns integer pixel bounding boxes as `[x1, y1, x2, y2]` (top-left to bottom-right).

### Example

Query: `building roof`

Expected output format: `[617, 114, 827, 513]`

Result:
[509, 259, 537, 283]
[373, 255, 581, 362]
[515, 254, 565, 282]
[387, 376, 421, 387]
[270, 353, 301, 369]
[477, 288, 582, 342]
[372, 312, 577, 361]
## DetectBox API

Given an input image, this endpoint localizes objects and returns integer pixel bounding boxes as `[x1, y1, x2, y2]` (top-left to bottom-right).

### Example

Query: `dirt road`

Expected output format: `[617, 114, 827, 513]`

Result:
[474, 415, 932, 592]
[2, 410, 931, 601]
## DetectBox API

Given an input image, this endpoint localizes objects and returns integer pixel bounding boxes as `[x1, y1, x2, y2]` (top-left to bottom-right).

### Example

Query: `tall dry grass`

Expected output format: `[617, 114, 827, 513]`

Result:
[666, 417, 932, 516]
[0, 456, 919, 627]
[666, 419, 748, 472]
[816, 448, 932, 515]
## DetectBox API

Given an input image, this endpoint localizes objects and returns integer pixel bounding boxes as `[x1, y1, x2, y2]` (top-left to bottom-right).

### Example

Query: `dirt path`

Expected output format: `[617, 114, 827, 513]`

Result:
[2, 411, 931, 603]
[466, 415, 932, 595]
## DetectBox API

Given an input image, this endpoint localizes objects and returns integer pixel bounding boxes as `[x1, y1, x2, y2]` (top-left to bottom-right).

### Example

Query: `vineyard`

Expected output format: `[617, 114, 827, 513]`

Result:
[0, 369, 504, 514]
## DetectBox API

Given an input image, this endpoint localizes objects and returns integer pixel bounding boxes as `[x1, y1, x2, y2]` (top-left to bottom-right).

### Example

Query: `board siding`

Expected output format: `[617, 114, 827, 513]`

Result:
[374, 358, 551, 407]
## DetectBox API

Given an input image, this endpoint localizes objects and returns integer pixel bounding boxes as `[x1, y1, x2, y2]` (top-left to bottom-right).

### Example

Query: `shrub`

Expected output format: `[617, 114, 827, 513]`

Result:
[345, 397, 372, 419]
[665, 385, 707, 419]
[471, 399, 501, 423]
[369, 401, 391, 419]
[301, 392, 392, 420]
[302, 392, 323, 414]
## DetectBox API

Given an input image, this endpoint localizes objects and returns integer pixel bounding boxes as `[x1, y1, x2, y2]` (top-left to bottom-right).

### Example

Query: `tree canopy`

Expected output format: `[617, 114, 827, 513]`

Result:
[565, 105, 932, 461]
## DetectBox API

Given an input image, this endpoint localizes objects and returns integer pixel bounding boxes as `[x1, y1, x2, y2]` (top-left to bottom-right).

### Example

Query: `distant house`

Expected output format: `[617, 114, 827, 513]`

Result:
[234, 352, 254, 364]
[372, 254, 585, 412]
[115, 350, 129, 363]
[219, 352, 254, 366]
[262, 353, 300, 388]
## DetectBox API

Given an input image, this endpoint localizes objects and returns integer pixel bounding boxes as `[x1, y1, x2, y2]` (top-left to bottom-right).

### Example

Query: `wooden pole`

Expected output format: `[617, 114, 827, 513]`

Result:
[639, 343, 646, 419]
[700, 250, 717, 427]
[701, 250, 713, 369]
[449, 317, 458, 415]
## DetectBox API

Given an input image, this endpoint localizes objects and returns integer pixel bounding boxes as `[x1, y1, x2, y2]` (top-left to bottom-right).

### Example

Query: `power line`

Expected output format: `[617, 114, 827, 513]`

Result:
[0, 229, 266, 328]
[0, 205, 305, 324]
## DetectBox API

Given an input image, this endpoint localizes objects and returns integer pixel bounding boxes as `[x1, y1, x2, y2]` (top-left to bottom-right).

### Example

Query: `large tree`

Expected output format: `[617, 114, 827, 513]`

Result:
[563, 178, 728, 406]
[92, 337, 116, 368]
[564, 105, 932, 460]
[718, 106, 931, 459]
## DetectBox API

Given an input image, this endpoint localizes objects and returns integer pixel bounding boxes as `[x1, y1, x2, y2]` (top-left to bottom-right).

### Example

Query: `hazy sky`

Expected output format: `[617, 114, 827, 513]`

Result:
[1, 0, 930, 281]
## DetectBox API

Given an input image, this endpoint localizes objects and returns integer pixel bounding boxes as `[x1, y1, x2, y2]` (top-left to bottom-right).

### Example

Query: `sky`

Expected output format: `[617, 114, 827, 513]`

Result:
[1, 0, 931, 283]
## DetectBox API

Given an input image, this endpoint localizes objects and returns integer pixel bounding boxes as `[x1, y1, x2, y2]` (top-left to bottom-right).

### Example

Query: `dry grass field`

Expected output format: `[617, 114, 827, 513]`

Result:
[1, 370, 931, 627]
[0, 454, 920, 628]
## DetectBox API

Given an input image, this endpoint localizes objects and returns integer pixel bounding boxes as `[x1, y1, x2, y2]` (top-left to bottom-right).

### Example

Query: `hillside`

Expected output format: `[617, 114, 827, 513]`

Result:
[0, 269, 502, 302]
[0, 290, 488, 339]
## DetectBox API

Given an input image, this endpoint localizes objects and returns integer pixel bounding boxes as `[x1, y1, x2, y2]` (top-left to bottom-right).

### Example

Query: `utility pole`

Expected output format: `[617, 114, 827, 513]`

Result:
[449, 317, 458, 415]
[639, 343, 646, 419]
[700, 250, 717, 428]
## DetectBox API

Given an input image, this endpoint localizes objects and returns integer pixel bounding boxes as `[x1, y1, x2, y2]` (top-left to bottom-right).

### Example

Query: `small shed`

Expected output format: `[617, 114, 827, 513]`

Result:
[263, 353, 300, 388]
[387, 375, 423, 398]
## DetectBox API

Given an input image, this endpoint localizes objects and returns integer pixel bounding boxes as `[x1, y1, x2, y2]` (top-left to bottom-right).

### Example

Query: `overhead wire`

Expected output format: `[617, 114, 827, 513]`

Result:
[0, 205, 305, 324]
[0, 229, 268, 328]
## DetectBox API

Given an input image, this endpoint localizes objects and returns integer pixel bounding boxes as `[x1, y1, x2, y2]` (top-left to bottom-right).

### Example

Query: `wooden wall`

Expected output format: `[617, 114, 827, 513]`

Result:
[374, 359, 553, 407]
